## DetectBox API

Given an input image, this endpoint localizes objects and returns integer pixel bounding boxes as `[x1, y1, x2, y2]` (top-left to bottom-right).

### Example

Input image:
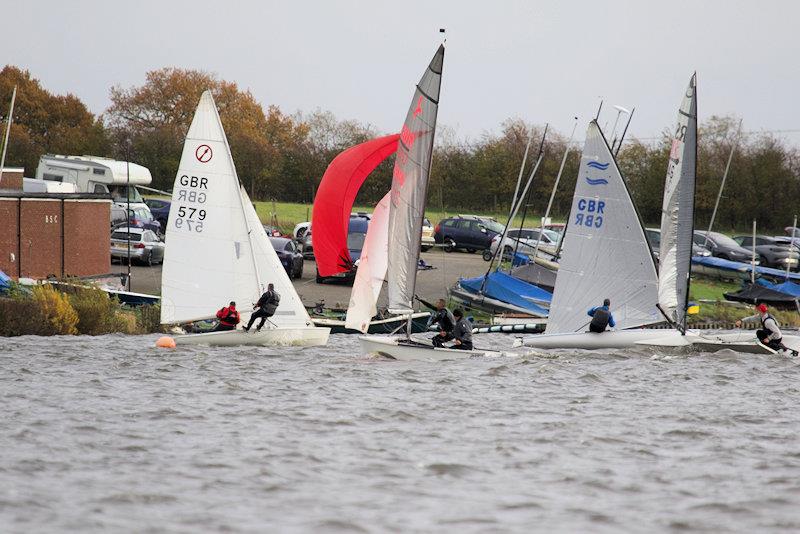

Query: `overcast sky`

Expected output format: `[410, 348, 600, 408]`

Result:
[5, 0, 799, 145]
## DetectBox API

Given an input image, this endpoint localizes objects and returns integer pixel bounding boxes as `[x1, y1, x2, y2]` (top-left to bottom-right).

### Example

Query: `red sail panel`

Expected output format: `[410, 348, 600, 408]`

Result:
[312, 134, 399, 277]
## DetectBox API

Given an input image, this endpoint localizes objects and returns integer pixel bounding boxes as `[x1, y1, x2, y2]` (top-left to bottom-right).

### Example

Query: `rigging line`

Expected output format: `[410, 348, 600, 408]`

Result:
[512, 124, 549, 262]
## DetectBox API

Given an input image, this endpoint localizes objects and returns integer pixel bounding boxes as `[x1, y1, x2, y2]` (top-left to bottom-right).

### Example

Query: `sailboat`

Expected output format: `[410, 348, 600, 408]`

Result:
[353, 45, 498, 361]
[159, 91, 330, 347]
[521, 75, 799, 353]
[522, 78, 697, 350]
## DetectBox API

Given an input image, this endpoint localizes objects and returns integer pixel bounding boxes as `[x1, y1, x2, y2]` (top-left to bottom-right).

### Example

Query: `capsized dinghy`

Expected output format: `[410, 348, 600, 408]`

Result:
[159, 91, 329, 347]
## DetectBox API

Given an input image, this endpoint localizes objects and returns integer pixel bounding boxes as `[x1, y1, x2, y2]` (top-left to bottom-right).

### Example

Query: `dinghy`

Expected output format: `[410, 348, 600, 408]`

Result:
[353, 45, 498, 361]
[521, 117, 664, 350]
[159, 91, 330, 347]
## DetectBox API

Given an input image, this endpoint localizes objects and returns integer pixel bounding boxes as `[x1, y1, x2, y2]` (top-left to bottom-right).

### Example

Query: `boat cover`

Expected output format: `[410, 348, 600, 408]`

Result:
[692, 256, 800, 282]
[459, 271, 552, 315]
[0, 269, 11, 293]
[510, 263, 557, 292]
[724, 282, 800, 308]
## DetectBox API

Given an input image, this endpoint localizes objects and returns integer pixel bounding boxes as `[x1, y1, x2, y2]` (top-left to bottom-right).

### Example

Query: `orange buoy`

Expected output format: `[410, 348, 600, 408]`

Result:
[156, 336, 176, 349]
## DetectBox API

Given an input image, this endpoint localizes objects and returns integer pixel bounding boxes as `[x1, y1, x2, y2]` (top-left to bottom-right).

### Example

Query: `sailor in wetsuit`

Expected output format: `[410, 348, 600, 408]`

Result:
[587, 298, 616, 333]
[736, 303, 798, 354]
[425, 298, 456, 348]
[451, 309, 473, 350]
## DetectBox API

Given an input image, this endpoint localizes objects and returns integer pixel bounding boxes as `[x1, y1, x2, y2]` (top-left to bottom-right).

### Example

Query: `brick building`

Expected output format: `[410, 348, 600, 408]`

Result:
[0, 168, 24, 190]
[0, 191, 111, 279]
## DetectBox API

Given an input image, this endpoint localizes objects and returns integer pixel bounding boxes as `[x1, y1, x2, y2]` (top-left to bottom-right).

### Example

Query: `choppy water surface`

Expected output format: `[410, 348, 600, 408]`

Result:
[2, 334, 800, 532]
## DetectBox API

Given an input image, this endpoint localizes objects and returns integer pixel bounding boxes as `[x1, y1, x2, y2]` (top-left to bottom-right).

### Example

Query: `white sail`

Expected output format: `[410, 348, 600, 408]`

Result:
[345, 193, 391, 333]
[658, 74, 697, 329]
[546, 121, 660, 333]
[239, 185, 313, 328]
[161, 91, 256, 324]
[161, 90, 311, 328]
[387, 44, 444, 313]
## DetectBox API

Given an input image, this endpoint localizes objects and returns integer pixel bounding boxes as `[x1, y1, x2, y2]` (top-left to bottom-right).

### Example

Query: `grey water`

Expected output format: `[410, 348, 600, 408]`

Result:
[2, 334, 800, 533]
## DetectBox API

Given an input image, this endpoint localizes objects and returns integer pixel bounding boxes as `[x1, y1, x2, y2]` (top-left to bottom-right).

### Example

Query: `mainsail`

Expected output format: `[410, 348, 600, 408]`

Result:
[345, 192, 391, 333]
[546, 121, 660, 333]
[658, 74, 697, 330]
[160, 90, 311, 328]
[386, 44, 444, 313]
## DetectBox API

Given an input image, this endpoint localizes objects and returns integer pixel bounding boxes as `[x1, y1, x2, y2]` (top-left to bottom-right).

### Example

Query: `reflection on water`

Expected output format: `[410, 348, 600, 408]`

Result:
[2, 334, 800, 532]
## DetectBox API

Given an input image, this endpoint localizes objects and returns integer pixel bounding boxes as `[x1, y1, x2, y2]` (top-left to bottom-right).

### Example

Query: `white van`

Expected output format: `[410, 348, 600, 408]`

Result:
[33, 155, 153, 212]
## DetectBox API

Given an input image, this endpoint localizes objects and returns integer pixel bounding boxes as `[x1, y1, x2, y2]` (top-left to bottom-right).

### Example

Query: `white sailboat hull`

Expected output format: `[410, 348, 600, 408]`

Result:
[522, 329, 681, 350]
[174, 326, 330, 347]
[359, 335, 500, 361]
[521, 329, 799, 354]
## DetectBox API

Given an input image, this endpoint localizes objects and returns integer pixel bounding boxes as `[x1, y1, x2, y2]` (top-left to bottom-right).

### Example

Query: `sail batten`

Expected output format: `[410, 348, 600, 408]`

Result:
[546, 121, 660, 334]
[387, 45, 444, 312]
[658, 74, 697, 330]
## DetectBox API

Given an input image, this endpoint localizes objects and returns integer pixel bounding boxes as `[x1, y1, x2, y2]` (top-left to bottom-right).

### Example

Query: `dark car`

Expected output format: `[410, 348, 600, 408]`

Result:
[645, 228, 711, 260]
[693, 231, 760, 265]
[144, 198, 171, 230]
[434, 215, 504, 253]
[732, 234, 799, 270]
[315, 215, 370, 284]
[269, 236, 303, 279]
[113, 207, 162, 236]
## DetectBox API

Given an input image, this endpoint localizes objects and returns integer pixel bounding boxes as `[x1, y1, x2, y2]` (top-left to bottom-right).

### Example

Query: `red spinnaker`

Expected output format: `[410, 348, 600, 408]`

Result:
[312, 134, 399, 277]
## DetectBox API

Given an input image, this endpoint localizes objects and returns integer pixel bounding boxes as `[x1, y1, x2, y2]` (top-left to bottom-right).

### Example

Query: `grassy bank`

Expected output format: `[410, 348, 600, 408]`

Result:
[0, 283, 163, 337]
[252, 200, 558, 234]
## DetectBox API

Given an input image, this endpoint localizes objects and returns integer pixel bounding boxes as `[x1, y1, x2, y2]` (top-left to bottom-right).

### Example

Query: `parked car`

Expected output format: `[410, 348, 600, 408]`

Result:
[421, 217, 434, 252]
[484, 227, 561, 261]
[434, 215, 504, 253]
[771, 235, 800, 250]
[143, 198, 171, 230]
[298, 224, 315, 259]
[693, 231, 760, 265]
[113, 206, 162, 236]
[645, 228, 711, 260]
[544, 222, 566, 236]
[315, 215, 370, 284]
[293, 221, 311, 241]
[732, 235, 799, 269]
[110, 227, 165, 266]
[269, 236, 303, 279]
[110, 206, 128, 229]
[262, 224, 284, 237]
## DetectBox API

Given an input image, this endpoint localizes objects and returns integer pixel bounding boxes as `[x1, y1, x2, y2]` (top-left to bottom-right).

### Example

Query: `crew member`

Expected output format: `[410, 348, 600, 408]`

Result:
[451, 309, 473, 350]
[422, 298, 455, 348]
[735, 303, 797, 354]
[213, 301, 240, 331]
[244, 283, 281, 332]
[587, 298, 616, 333]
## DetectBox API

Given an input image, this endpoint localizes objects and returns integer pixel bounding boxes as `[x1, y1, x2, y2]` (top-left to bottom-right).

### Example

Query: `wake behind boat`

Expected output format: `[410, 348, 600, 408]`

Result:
[159, 91, 329, 347]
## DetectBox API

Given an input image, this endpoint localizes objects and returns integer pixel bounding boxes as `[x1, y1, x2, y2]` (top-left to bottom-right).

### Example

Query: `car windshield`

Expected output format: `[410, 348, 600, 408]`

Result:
[111, 232, 142, 241]
[268, 238, 287, 252]
[709, 233, 741, 248]
[110, 185, 143, 203]
[542, 229, 560, 242]
[481, 219, 504, 233]
[347, 232, 366, 250]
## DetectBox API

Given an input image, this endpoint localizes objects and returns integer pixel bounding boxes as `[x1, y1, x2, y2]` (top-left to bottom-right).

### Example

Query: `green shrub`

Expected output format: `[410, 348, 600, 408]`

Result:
[0, 296, 47, 336]
[136, 304, 163, 334]
[67, 285, 127, 335]
[31, 285, 78, 335]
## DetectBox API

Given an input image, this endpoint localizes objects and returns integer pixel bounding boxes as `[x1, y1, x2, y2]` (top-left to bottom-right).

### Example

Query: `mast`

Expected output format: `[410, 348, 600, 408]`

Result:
[703, 119, 742, 248]
[511, 125, 548, 261]
[786, 215, 797, 281]
[532, 117, 578, 261]
[0, 85, 17, 186]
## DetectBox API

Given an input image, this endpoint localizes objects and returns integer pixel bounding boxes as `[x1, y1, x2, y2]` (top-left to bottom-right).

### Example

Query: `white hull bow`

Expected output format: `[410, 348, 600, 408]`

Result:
[359, 335, 500, 361]
[174, 327, 330, 347]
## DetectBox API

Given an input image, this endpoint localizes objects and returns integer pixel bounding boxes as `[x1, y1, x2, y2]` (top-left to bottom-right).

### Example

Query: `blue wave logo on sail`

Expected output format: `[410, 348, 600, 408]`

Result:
[586, 161, 609, 170]
[585, 177, 609, 186]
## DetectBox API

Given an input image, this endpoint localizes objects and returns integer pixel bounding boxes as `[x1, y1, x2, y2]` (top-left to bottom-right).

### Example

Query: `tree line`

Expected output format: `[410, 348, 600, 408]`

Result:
[1, 65, 798, 232]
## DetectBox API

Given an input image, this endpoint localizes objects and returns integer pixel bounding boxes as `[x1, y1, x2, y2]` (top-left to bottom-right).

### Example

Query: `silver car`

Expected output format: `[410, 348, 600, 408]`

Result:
[484, 228, 561, 261]
[111, 227, 165, 266]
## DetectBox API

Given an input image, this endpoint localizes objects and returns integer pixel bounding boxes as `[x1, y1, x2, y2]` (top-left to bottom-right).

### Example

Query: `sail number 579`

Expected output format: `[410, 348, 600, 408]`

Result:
[174, 205, 206, 232]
